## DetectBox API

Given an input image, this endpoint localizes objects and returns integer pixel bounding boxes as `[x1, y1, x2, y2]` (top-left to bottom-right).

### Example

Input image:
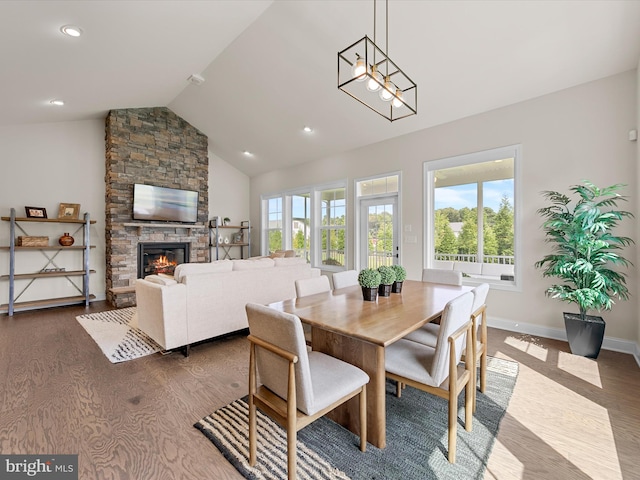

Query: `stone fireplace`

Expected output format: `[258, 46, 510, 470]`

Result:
[105, 107, 209, 308]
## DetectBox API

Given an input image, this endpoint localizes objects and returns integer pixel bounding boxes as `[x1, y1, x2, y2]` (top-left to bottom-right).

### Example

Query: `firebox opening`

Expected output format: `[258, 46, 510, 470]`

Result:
[138, 242, 190, 278]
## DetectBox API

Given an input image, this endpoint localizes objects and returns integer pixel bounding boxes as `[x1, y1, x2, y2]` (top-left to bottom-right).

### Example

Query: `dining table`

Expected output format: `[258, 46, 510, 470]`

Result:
[267, 279, 473, 448]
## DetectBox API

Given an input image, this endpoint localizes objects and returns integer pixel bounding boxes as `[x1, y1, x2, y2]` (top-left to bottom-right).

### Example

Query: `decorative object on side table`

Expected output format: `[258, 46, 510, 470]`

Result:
[25, 206, 47, 218]
[391, 264, 407, 293]
[58, 203, 80, 220]
[377, 265, 396, 297]
[217, 235, 223, 245]
[535, 181, 634, 358]
[59, 232, 74, 246]
[224, 237, 230, 245]
[358, 268, 381, 301]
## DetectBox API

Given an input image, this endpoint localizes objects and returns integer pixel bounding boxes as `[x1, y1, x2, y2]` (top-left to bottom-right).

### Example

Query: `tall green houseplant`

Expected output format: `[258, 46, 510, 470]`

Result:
[535, 181, 634, 357]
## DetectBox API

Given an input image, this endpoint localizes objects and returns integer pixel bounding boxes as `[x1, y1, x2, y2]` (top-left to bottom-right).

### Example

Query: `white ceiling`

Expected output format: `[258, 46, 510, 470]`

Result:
[2, 1, 639, 177]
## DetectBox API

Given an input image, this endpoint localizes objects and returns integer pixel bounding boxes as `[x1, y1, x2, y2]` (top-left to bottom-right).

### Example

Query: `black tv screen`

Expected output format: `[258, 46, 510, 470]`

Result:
[133, 184, 198, 223]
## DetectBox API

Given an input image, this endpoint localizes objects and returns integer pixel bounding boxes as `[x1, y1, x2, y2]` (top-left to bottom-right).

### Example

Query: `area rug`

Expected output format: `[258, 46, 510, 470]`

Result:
[195, 357, 518, 480]
[76, 307, 162, 363]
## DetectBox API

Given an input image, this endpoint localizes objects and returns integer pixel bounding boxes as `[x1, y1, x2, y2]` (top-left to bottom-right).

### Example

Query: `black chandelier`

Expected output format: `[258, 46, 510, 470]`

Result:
[338, 0, 417, 122]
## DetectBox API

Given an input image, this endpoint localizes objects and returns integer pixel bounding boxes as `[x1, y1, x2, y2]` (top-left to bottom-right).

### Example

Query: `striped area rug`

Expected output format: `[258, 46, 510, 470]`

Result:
[76, 307, 162, 363]
[195, 357, 518, 480]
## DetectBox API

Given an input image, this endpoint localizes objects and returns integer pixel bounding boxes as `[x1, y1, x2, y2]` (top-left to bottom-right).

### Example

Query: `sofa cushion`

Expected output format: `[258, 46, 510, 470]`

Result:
[173, 260, 233, 282]
[143, 275, 178, 286]
[273, 257, 306, 267]
[233, 257, 275, 270]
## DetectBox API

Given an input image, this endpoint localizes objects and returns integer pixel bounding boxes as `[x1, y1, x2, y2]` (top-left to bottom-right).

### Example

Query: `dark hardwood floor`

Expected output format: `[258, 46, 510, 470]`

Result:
[1, 302, 639, 479]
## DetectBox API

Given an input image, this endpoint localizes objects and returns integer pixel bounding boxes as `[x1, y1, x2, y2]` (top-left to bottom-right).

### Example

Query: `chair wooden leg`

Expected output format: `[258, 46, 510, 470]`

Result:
[287, 417, 296, 480]
[480, 348, 487, 393]
[396, 381, 402, 398]
[448, 389, 457, 463]
[249, 397, 257, 466]
[472, 351, 478, 413]
[359, 386, 367, 452]
[465, 377, 473, 432]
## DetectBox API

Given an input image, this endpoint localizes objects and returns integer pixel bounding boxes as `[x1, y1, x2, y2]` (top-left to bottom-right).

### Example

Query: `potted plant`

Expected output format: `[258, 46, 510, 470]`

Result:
[377, 265, 396, 297]
[358, 268, 381, 301]
[535, 181, 634, 358]
[391, 265, 407, 293]
[223, 217, 231, 226]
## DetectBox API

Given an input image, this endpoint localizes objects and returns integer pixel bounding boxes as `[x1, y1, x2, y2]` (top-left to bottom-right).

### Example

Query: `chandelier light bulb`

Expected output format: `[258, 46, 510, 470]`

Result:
[366, 65, 383, 92]
[379, 76, 395, 102]
[352, 54, 367, 82]
[392, 88, 404, 108]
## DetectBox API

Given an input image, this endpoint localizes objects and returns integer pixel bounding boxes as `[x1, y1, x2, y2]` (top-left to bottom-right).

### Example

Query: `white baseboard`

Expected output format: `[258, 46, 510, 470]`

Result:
[488, 316, 640, 367]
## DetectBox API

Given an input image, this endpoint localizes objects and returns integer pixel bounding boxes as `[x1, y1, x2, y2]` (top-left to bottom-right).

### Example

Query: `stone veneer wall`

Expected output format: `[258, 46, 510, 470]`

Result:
[105, 107, 209, 308]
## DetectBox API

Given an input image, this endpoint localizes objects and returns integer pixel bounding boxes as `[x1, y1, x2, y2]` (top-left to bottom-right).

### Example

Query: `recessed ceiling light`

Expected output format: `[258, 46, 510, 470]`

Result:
[50, 99, 64, 106]
[243, 151, 253, 157]
[60, 25, 83, 37]
[303, 126, 313, 133]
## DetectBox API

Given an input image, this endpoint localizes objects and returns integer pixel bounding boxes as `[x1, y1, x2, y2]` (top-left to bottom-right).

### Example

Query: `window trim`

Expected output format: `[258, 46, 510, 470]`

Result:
[423, 145, 522, 292]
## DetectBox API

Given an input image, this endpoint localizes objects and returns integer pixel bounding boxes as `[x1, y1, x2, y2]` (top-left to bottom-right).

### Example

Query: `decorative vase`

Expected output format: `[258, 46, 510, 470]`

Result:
[378, 284, 392, 297]
[392, 281, 403, 293]
[59, 233, 74, 246]
[362, 286, 378, 301]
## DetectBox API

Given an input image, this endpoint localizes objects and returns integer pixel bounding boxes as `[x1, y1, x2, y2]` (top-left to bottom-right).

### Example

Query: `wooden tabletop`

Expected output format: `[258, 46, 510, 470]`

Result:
[269, 280, 473, 347]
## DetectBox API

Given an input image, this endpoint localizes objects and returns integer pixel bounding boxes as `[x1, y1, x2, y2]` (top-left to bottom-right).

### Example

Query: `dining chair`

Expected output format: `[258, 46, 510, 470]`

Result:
[246, 303, 369, 480]
[385, 291, 474, 463]
[404, 283, 490, 412]
[421, 267, 463, 286]
[295, 275, 332, 345]
[332, 269, 359, 290]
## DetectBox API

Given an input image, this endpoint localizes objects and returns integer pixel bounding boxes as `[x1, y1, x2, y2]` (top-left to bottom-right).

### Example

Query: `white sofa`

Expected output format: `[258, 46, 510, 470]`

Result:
[432, 260, 514, 280]
[135, 257, 319, 353]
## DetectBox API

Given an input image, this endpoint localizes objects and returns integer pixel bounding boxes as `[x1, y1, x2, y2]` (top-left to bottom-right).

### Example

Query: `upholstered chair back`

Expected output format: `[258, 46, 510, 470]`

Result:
[429, 291, 474, 386]
[472, 283, 490, 318]
[295, 275, 331, 298]
[422, 268, 463, 286]
[332, 270, 359, 290]
[246, 303, 316, 414]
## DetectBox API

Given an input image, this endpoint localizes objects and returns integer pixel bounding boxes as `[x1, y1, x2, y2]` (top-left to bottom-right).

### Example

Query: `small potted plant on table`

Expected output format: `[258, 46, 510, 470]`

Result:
[377, 265, 396, 297]
[535, 181, 634, 358]
[391, 265, 407, 293]
[358, 268, 381, 301]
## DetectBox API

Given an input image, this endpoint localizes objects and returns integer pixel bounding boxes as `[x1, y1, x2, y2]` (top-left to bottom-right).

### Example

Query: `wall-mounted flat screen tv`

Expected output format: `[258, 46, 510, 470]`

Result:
[133, 184, 198, 223]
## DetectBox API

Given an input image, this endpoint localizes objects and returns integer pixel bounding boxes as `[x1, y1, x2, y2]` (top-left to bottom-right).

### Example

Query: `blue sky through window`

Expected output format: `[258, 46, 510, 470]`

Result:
[435, 179, 513, 211]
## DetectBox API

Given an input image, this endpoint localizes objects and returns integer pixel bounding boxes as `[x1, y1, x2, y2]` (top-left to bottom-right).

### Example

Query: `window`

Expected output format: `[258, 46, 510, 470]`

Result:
[261, 182, 347, 269]
[318, 187, 346, 268]
[264, 196, 283, 253]
[424, 145, 520, 289]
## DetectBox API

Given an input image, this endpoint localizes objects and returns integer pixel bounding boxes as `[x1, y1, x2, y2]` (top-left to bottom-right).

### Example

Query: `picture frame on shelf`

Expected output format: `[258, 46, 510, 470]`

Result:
[58, 203, 80, 220]
[25, 206, 47, 218]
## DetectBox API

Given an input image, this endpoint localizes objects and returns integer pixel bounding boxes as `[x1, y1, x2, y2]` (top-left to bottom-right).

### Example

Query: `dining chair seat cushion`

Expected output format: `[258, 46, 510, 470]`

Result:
[385, 339, 448, 389]
[403, 323, 439, 347]
[307, 351, 370, 415]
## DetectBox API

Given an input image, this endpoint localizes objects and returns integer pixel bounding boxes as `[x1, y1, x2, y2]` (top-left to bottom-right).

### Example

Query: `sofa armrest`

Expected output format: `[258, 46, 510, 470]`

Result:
[136, 278, 188, 350]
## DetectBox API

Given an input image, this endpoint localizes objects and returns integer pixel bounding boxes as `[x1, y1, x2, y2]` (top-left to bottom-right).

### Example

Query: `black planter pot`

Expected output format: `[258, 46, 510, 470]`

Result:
[361, 286, 378, 301]
[378, 284, 392, 297]
[392, 281, 403, 293]
[563, 312, 606, 359]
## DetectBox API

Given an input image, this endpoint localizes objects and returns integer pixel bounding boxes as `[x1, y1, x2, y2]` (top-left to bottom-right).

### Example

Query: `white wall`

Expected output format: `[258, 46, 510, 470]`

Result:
[208, 152, 251, 255]
[250, 70, 639, 345]
[0, 120, 251, 308]
[0, 119, 106, 303]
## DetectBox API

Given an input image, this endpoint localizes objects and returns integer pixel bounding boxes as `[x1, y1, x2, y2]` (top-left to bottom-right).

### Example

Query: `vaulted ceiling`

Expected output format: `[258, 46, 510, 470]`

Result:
[2, 1, 639, 177]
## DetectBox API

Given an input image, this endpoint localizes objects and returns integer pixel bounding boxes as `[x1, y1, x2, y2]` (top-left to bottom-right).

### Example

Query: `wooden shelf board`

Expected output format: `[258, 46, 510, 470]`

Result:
[1, 270, 96, 280]
[1, 216, 96, 224]
[0, 294, 96, 313]
[0, 245, 96, 250]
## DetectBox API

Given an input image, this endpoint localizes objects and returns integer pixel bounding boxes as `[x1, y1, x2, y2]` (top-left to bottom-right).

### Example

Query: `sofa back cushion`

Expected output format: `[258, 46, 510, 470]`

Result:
[173, 260, 233, 282]
[232, 257, 275, 271]
[273, 257, 307, 267]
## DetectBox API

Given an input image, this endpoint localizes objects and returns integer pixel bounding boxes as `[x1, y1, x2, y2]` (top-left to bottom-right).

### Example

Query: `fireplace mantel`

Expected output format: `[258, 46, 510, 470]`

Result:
[123, 222, 206, 235]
